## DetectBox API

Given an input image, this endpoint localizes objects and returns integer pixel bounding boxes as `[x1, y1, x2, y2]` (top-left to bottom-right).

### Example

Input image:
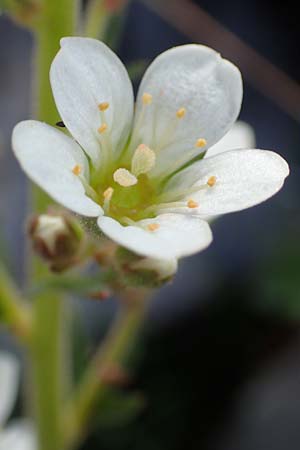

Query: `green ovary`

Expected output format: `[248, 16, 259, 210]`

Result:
[92, 172, 159, 223]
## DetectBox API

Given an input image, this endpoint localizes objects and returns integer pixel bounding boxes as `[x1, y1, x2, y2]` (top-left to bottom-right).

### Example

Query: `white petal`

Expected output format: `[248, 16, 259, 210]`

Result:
[206, 121, 255, 157]
[164, 149, 289, 216]
[97, 214, 212, 259]
[133, 44, 242, 177]
[0, 352, 19, 426]
[12, 121, 102, 217]
[50, 37, 134, 166]
[0, 420, 37, 450]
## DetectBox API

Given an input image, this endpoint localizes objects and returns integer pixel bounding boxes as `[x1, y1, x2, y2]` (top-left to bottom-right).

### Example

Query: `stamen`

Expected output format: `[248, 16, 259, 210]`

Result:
[187, 199, 199, 209]
[98, 123, 108, 134]
[98, 102, 110, 111]
[103, 187, 114, 212]
[103, 187, 114, 200]
[156, 138, 207, 177]
[127, 93, 153, 153]
[155, 107, 187, 153]
[176, 107, 186, 119]
[113, 168, 137, 187]
[207, 176, 217, 187]
[72, 164, 82, 175]
[147, 223, 160, 232]
[142, 93, 152, 105]
[196, 138, 207, 148]
[131, 144, 156, 176]
[121, 217, 137, 226]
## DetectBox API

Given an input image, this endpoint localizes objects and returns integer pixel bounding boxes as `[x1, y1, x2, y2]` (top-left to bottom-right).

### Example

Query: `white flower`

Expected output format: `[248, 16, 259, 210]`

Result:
[0, 351, 36, 450]
[12, 37, 289, 261]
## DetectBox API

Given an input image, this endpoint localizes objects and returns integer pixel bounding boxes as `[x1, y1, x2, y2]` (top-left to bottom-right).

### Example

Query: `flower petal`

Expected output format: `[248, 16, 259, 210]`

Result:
[0, 352, 19, 426]
[206, 121, 255, 157]
[133, 44, 242, 177]
[0, 420, 37, 450]
[163, 149, 289, 216]
[97, 214, 212, 259]
[50, 37, 134, 167]
[12, 121, 102, 217]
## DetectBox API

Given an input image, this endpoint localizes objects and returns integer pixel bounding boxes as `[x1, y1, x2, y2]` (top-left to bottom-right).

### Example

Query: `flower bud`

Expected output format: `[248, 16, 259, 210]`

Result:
[116, 247, 178, 288]
[29, 214, 83, 272]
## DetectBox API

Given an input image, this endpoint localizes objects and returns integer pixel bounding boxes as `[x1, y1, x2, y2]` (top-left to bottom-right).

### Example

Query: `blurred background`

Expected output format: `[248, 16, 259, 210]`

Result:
[1, 0, 300, 449]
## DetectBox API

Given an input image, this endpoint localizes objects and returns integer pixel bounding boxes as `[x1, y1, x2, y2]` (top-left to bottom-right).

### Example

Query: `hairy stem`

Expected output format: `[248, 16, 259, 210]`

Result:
[31, 293, 64, 450]
[30, 1, 78, 450]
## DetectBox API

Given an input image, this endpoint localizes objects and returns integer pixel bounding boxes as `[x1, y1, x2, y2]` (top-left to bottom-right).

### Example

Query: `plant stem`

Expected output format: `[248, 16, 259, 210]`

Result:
[29, 2, 78, 450]
[33, 0, 79, 212]
[63, 291, 147, 449]
[84, 0, 109, 39]
[0, 262, 31, 342]
[31, 293, 64, 450]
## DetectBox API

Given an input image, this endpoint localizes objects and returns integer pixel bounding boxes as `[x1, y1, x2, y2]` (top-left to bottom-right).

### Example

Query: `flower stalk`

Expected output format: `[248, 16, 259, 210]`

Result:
[63, 291, 147, 449]
[29, 2, 78, 450]
[0, 262, 32, 342]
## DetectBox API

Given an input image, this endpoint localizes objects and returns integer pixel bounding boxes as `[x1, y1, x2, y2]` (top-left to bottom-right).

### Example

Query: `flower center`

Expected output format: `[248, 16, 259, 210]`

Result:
[71, 93, 216, 224]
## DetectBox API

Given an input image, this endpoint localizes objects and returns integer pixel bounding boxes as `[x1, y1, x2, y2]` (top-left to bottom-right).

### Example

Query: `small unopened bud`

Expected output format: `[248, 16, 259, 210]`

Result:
[130, 257, 178, 284]
[116, 247, 178, 287]
[29, 214, 82, 272]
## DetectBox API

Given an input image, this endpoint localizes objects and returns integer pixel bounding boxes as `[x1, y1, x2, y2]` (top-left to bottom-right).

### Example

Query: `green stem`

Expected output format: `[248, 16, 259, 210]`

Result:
[0, 262, 31, 342]
[32, 293, 64, 450]
[63, 291, 147, 449]
[33, 0, 79, 212]
[84, 0, 110, 39]
[29, 2, 78, 450]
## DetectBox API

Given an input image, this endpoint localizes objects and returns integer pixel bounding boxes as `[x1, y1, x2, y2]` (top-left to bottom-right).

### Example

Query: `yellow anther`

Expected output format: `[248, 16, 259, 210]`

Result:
[142, 93, 152, 105]
[113, 168, 137, 187]
[207, 176, 217, 187]
[103, 187, 114, 200]
[147, 223, 160, 232]
[98, 123, 108, 134]
[72, 164, 82, 176]
[98, 102, 110, 111]
[176, 107, 186, 119]
[131, 144, 156, 177]
[187, 199, 199, 209]
[196, 138, 207, 148]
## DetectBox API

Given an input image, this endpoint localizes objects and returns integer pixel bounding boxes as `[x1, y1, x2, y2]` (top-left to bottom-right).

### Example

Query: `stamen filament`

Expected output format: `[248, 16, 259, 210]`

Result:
[121, 217, 137, 226]
[128, 92, 153, 153]
[97, 102, 113, 170]
[103, 187, 114, 213]
[155, 106, 187, 153]
[79, 176, 100, 203]
[155, 137, 207, 179]
[157, 184, 207, 203]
